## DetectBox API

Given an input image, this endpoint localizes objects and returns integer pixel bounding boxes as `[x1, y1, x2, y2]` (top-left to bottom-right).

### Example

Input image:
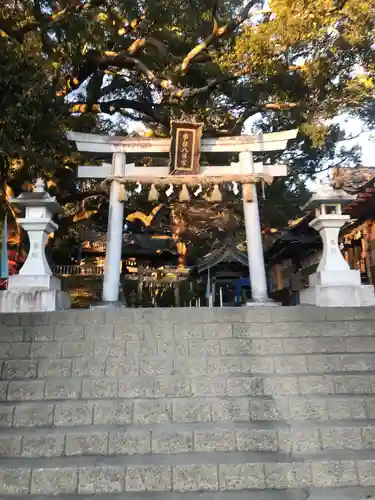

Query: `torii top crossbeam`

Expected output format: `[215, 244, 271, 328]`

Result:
[67, 130, 298, 154]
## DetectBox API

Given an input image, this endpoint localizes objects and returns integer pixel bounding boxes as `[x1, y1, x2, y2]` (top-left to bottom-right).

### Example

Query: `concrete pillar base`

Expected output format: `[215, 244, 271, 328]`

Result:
[245, 299, 280, 307]
[90, 301, 125, 310]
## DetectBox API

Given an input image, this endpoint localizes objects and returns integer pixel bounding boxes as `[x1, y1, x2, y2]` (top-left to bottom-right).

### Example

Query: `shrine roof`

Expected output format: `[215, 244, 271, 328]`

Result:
[264, 224, 320, 264]
[197, 239, 248, 273]
[79, 229, 177, 257]
[332, 166, 375, 193]
[123, 233, 177, 256]
[342, 175, 375, 220]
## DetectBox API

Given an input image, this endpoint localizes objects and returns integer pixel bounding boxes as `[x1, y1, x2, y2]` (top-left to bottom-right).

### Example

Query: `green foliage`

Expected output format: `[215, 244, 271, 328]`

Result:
[0, 38, 68, 174]
[260, 179, 311, 229]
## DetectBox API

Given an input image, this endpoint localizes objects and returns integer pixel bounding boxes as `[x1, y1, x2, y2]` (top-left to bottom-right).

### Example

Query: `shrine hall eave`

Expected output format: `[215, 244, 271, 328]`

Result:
[343, 177, 375, 220]
[197, 241, 248, 273]
[264, 215, 319, 264]
[265, 230, 321, 264]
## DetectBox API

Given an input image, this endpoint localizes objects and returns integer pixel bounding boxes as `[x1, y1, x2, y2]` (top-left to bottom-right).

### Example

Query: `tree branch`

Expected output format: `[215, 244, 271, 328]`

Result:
[108, 55, 242, 101]
[59, 191, 105, 204]
[111, 8, 149, 37]
[127, 37, 168, 58]
[66, 46, 239, 106]
[180, 0, 220, 74]
[328, 0, 348, 13]
[99, 76, 132, 97]
[262, 102, 298, 110]
[213, 101, 299, 135]
[336, 126, 367, 142]
[227, 0, 260, 31]
[110, 55, 174, 90]
[174, 74, 241, 100]
[180, 0, 259, 74]
[70, 99, 169, 128]
[314, 152, 354, 174]
[57, 49, 174, 98]
[0, 0, 104, 43]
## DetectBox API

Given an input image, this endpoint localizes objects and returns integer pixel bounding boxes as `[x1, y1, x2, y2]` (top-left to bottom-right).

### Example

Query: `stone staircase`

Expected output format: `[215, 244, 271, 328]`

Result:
[1, 306, 375, 499]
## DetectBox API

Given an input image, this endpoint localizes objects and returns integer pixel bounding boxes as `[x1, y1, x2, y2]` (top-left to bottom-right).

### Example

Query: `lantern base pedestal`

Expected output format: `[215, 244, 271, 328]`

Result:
[0, 275, 71, 312]
[300, 284, 375, 307]
[0, 289, 71, 313]
[7, 274, 62, 291]
[309, 269, 362, 287]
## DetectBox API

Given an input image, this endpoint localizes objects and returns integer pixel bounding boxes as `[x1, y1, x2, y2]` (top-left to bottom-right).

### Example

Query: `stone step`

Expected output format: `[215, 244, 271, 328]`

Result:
[1, 320, 375, 343]
[1, 456, 375, 494]
[3, 373, 375, 400]
[4, 488, 375, 500]
[2, 338, 375, 362]
[2, 306, 375, 327]
[2, 354, 375, 380]
[2, 310, 375, 330]
[1, 422, 375, 458]
[1, 395, 375, 428]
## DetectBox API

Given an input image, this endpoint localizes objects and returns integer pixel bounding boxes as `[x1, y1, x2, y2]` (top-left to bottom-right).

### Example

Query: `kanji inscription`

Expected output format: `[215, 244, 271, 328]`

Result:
[169, 121, 202, 175]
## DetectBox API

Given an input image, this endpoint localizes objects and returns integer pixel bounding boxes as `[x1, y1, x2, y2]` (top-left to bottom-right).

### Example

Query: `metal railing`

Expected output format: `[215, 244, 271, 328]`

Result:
[52, 265, 104, 276]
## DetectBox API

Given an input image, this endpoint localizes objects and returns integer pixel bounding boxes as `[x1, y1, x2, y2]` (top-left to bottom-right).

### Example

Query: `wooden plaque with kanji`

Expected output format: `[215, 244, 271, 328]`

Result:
[169, 121, 202, 175]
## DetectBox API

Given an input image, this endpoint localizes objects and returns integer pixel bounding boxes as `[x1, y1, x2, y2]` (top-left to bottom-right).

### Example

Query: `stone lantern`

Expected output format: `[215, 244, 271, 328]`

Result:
[299, 180, 375, 307]
[0, 179, 71, 312]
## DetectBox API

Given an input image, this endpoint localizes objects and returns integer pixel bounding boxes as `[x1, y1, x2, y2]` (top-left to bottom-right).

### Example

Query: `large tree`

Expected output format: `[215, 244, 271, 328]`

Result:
[1, 0, 374, 136]
[1, 0, 374, 262]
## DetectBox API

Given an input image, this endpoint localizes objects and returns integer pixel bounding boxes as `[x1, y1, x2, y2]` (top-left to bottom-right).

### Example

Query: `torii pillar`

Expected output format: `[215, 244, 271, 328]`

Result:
[102, 152, 126, 303]
[240, 152, 269, 303]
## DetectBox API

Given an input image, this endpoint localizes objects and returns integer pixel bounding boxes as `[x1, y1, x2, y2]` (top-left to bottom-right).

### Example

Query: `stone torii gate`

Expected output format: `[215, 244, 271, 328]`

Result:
[67, 130, 297, 305]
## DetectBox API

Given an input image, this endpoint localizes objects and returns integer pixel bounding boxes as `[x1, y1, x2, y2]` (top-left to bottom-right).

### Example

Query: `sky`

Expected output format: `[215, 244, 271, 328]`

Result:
[310, 117, 375, 188]
[131, 111, 374, 190]
[244, 113, 375, 190]
[336, 118, 374, 167]
[356, 133, 374, 165]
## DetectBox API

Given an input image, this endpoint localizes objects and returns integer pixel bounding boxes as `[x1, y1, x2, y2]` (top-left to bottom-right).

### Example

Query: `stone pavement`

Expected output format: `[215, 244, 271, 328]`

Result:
[0, 306, 375, 499]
